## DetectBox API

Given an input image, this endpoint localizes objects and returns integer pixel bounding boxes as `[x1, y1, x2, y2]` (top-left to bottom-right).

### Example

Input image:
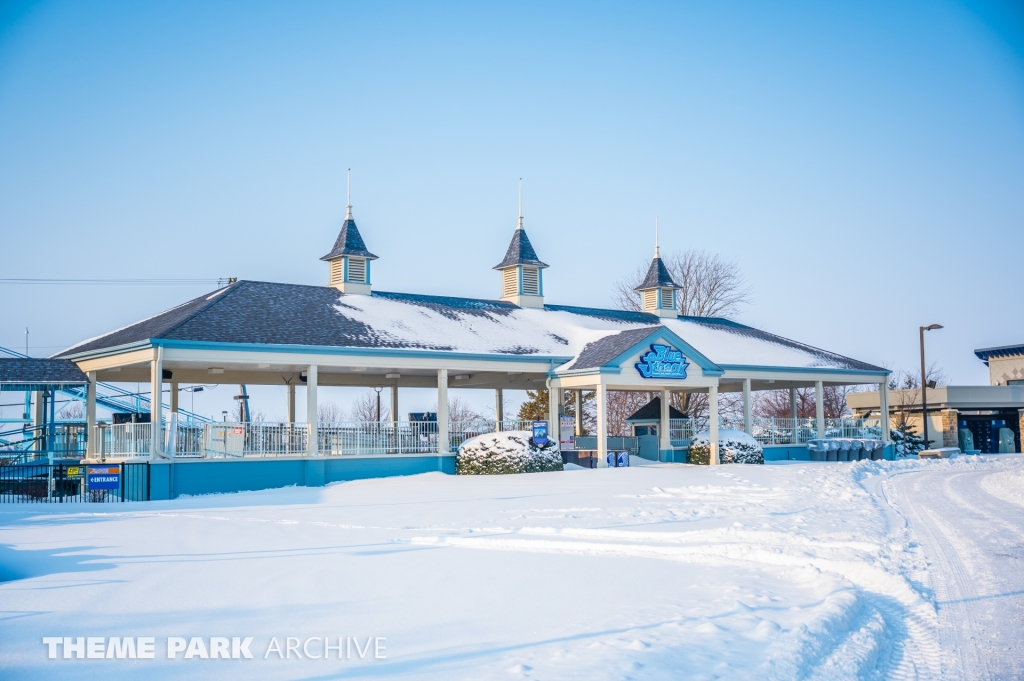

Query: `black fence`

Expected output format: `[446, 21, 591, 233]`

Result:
[0, 462, 149, 503]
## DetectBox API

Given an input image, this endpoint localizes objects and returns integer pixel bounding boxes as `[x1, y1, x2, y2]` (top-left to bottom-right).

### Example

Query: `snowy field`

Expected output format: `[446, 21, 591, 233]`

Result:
[2, 456, 1023, 680]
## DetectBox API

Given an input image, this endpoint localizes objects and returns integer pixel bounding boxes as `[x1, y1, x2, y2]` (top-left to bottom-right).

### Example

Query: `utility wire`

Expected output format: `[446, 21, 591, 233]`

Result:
[0, 278, 231, 285]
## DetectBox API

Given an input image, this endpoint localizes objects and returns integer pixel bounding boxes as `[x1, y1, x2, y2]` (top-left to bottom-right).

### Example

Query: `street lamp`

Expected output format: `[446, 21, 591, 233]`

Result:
[920, 324, 943, 448]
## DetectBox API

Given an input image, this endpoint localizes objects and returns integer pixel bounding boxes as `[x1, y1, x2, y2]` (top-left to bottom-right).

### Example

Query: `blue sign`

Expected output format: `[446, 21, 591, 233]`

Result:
[87, 465, 120, 491]
[532, 421, 548, 446]
[635, 344, 690, 379]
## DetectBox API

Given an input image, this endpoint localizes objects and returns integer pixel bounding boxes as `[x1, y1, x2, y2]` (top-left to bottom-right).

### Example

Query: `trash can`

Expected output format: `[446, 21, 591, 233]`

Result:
[825, 440, 838, 462]
[838, 439, 852, 462]
[868, 440, 884, 460]
[849, 439, 864, 461]
[806, 440, 823, 462]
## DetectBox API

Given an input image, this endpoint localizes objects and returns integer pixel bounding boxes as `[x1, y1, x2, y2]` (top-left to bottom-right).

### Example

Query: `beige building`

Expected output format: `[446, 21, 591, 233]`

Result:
[849, 385, 1024, 453]
[975, 344, 1024, 386]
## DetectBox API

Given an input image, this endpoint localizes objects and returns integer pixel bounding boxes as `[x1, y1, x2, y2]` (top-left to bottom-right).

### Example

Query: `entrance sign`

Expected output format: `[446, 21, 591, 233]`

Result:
[635, 344, 690, 379]
[532, 421, 548, 446]
[559, 415, 575, 450]
[87, 465, 120, 491]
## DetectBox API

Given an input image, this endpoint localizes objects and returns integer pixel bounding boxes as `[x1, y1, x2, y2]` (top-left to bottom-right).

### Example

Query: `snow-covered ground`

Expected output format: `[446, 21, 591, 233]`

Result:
[2, 455, 1023, 680]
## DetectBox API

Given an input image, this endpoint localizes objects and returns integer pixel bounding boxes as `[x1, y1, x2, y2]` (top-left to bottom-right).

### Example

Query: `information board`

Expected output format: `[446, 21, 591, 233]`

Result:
[531, 421, 548, 446]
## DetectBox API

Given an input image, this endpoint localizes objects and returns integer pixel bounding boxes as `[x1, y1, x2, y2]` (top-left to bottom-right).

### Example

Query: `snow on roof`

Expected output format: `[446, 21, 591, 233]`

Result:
[55, 280, 882, 372]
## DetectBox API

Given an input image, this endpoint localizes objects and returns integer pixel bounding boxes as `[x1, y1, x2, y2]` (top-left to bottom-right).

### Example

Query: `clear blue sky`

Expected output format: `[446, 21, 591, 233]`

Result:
[1, 1, 1022, 419]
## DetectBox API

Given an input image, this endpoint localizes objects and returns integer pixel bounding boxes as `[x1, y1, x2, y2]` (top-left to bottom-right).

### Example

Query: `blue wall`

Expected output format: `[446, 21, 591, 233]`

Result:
[150, 455, 456, 500]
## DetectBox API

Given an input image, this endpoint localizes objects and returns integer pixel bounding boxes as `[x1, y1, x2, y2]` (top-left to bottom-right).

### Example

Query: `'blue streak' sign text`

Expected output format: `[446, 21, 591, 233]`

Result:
[635, 344, 690, 379]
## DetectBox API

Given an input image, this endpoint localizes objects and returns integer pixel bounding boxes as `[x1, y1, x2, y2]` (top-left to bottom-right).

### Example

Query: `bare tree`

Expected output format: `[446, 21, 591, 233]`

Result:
[447, 396, 482, 431]
[348, 392, 387, 423]
[754, 386, 853, 419]
[57, 402, 84, 420]
[614, 249, 749, 318]
[317, 400, 347, 424]
[875, 364, 947, 431]
[602, 391, 648, 436]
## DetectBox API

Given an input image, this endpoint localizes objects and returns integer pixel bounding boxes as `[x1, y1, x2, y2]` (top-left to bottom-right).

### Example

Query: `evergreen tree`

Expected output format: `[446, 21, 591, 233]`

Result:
[517, 390, 549, 421]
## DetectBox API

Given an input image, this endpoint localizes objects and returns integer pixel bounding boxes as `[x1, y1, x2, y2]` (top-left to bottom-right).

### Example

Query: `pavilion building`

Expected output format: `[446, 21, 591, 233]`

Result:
[58, 191, 890, 479]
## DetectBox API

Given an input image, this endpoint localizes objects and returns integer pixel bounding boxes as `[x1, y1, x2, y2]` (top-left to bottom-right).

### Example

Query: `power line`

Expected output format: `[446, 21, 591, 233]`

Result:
[0, 278, 231, 285]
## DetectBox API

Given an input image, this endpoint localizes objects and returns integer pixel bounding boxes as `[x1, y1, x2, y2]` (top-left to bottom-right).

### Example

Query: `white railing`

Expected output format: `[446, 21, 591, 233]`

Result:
[93, 423, 154, 460]
[666, 417, 882, 446]
[90, 420, 538, 460]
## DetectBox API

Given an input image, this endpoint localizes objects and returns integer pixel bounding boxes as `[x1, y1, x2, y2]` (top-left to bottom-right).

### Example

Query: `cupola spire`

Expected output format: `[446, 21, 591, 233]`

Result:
[494, 179, 547, 308]
[635, 216, 679, 318]
[321, 169, 377, 295]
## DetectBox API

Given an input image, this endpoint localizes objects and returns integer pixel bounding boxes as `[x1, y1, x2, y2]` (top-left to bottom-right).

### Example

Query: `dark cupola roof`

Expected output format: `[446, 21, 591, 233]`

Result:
[634, 256, 679, 290]
[320, 214, 378, 262]
[493, 224, 548, 270]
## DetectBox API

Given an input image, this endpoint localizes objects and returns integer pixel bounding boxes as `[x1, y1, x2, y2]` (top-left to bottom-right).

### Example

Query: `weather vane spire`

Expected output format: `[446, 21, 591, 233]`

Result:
[346, 168, 352, 220]
[517, 178, 523, 230]
[654, 215, 660, 258]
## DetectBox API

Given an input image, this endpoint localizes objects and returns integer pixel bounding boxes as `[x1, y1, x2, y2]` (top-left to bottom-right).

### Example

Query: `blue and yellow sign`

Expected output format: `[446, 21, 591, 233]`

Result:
[635, 344, 690, 379]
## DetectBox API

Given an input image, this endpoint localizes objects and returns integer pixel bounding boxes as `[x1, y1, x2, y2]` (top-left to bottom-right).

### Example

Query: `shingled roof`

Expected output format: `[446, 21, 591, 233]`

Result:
[493, 228, 548, 269]
[626, 397, 687, 422]
[55, 280, 885, 373]
[0, 358, 88, 391]
[320, 217, 378, 261]
[635, 256, 679, 290]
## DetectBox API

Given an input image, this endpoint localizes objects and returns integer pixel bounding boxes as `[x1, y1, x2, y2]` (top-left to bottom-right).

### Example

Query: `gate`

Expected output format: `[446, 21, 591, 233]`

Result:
[0, 462, 150, 503]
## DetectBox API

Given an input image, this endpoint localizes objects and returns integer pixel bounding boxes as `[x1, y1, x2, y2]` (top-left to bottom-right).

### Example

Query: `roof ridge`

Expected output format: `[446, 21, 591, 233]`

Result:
[153, 281, 245, 341]
[685, 317, 884, 371]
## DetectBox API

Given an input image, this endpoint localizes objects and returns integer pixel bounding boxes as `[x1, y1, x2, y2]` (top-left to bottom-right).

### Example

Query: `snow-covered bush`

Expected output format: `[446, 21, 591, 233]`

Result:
[688, 428, 764, 465]
[891, 426, 926, 457]
[456, 431, 563, 475]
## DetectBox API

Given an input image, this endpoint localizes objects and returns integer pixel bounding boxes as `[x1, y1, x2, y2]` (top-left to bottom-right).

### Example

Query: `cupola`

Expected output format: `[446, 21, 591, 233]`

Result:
[493, 181, 548, 308]
[635, 217, 679, 318]
[321, 170, 378, 295]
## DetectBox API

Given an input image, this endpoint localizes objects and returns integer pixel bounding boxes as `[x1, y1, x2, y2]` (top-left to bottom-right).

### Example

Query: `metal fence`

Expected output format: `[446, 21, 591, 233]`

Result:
[667, 417, 882, 446]
[0, 423, 88, 464]
[0, 462, 149, 503]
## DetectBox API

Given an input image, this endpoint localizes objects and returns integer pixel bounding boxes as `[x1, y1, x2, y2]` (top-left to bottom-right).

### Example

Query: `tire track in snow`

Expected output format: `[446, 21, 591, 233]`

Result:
[886, 466, 1024, 680]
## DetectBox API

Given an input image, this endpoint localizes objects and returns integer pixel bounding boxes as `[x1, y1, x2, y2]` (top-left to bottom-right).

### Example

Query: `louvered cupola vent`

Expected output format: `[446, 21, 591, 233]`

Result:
[321, 171, 377, 295]
[493, 181, 548, 309]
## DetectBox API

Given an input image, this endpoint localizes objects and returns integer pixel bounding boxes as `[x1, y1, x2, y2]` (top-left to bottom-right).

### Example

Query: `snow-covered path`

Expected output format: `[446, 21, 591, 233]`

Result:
[1, 456, 1023, 680]
[886, 466, 1024, 680]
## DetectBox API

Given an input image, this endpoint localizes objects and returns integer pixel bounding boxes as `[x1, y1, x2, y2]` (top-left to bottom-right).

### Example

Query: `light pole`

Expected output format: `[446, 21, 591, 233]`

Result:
[374, 387, 383, 423]
[920, 324, 943, 448]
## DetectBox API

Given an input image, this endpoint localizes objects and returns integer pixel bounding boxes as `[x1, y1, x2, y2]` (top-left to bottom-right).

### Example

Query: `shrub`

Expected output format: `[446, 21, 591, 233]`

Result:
[456, 431, 564, 475]
[687, 428, 764, 465]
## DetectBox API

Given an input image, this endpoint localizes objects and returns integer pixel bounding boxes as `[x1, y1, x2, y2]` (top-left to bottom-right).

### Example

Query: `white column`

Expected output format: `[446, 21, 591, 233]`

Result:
[548, 386, 559, 442]
[596, 382, 608, 467]
[391, 385, 399, 427]
[708, 384, 719, 466]
[437, 369, 449, 454]
[85, 371, 97, 457]
[287, 383, 296, 423]
[815, 380, 825, 439]
[879, 381, 890, 442]
[495, 388, 503, 431]
[659, 389, 671, 460]
[575, 390, 583, 436]
[789, 387, 799, 444]
[742, 378, 752, 436]
[306, 365, 318, 456]
[170, 382, 179, 414]
[150, 349, 163, 458]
